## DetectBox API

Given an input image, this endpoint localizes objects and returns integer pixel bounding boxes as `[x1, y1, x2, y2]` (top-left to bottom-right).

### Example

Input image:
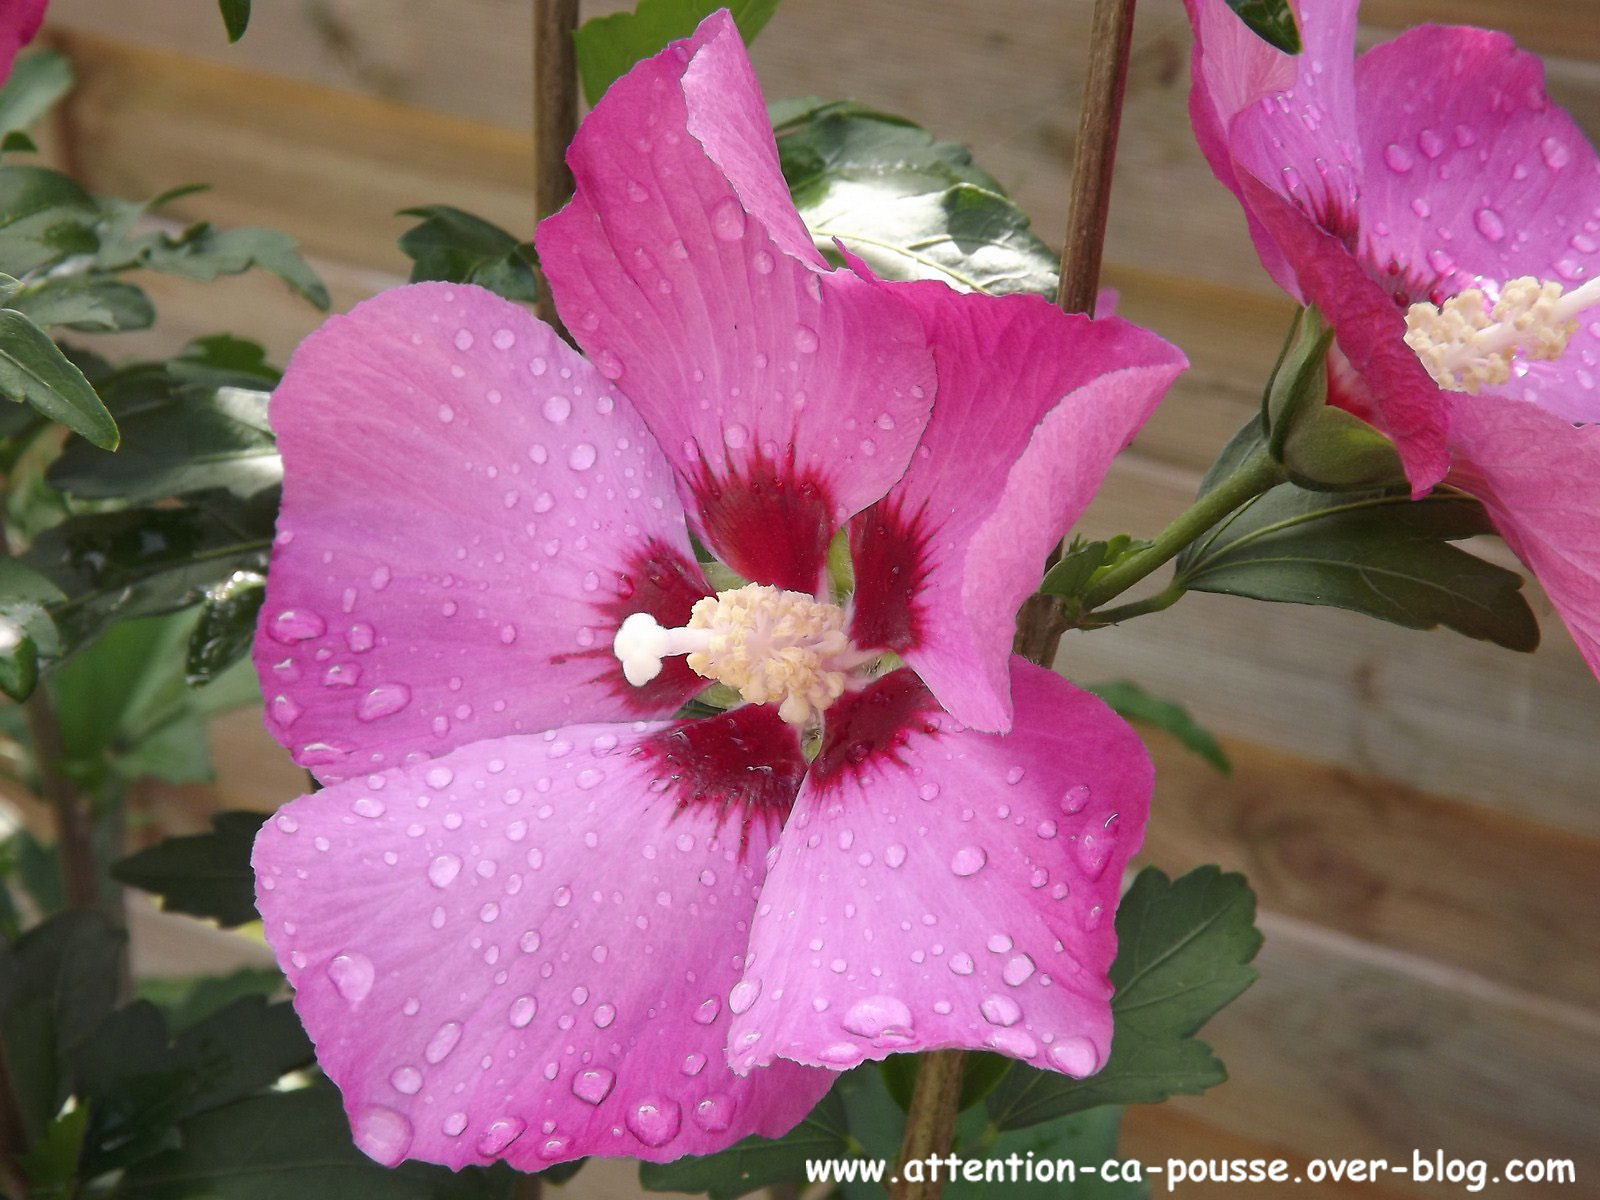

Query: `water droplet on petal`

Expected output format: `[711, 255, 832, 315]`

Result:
[477, 1117, 526, 1156]
[987, 1028, 1038, 1058]
[328, 952, 375, 1003]
[510, 995, 537, 1027]
[424, 1021, 462, 1064]
[885, 843, 907, 869]
[270, 609, 326, 643]
[1049, 1035, 1101, 1077]
[949, 953, 975, 976]
[794, 325, 820, 353]
[681, 1051, 707, 1076]
[627, 1097, 682, 1146]
[353, 796, 385, 819]
[710, 198, 747, 241]
[1382, 143, 1413, 173]
[353, 1106, 413, 1166]
[729, 978, 761, 1015]
[1003, 954, 1036, 986]
[842, 995, 915, 1043]
[693, 1093, 736, 1132]
[568, 443, 597, 471]
[428, 854, 461, 888]
[390, 1065, 423, 1095]
[950, 846, 987, 877]
[694, 996, 721, 1024]
[357, 683, 411, 722]
[980, 995, 1022, 1027]
[1060, 785, 1090, 814]
[1474, 207, 1505, 242]
[454, 329, 475, 351]
[543, 394, 572, 422]
[571, 1067, 616, 1105]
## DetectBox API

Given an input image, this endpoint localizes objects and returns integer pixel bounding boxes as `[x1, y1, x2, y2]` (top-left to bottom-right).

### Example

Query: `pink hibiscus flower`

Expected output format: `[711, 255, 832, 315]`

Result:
[0, 0, 48, 86]
[1185, 0, 1600, 675]
[251, 12, 1185, 1170]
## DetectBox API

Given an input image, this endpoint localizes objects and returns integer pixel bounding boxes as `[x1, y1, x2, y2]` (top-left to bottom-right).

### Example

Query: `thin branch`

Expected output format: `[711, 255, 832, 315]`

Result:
[532, 0, 579, 335]
[23, 691, 97, 912]
[888, 1050, 965, 1200]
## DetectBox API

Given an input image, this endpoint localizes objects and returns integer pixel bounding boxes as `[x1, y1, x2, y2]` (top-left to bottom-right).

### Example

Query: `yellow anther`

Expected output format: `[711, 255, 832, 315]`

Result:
[1404, 274, 1595, 392]
[613, 584, 863, 725]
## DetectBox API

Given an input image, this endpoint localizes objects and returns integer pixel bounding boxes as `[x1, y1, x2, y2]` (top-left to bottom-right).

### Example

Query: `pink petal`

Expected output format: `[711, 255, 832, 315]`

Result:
[256, 283, 709, 782]
[1448, 395, 1600, 677]
[253, 709, 828, 1169]
[0, 0, 47, 86]
[1354, 25, 1600, 424]
[1236, 173, 1453, 494]
[848, 283, 1184, 731]
[1183, 0, 1361, 298]
[725, 662, 1150, 1076]
[536, 15, 935, 593]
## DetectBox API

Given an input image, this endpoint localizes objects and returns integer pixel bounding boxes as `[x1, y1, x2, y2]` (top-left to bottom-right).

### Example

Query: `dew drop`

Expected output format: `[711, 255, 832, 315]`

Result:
[1474, 207, 1506, 242]
[627, 1097, 683, 1146]
[327, 952, 375, 1003]
[723, 422, 749, 449]
[1382, 143, 1413, 173]
[424, 1021, 463, 1064]
[1060, 785, 1090, 814]
[681, 1051, 707, 1076]
[390, 1065, 423, 1095]
[1049, 1035, 1101, 1077]
[427, 854, 462, 888]
[352, 796, 385, 819]
[794, 325, 820, 353]
[509, 995, 537, 1028]
[454, 329, 475, 351]
[980, 994, 1022, 1027]
[949, 952, 975, 976]
[568, 443, 598, 471]
[693, 1093, 736, 1132]
[694, 996, 721, 1024]
[270, 695, 303, 727]
[571, 1067, 616, 1105]
[357, 683, 412, 722]
[710, 198, 747, 241]
[728, 978, 761, 1015]
[1003, 954, 1036, 986]
[353, 1106, 413, 1166]
[477, 1117, 526, 1156]
[842, 995, 914, 1042]
[543, 394, 572, 423]
[950, 846, 987, 877]
[270, 609, 326, 643]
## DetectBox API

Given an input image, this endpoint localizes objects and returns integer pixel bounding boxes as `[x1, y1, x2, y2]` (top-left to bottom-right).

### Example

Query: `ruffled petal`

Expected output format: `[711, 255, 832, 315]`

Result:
[256, 283, 710, 782]
[848, 284, 1184, 731]
[725, 663, 1149, 1076]
[536, 13, 935, 594]
[253, 709, 828, 1169]
[1183, 0, 1361, 297]
[0, 0, 47, 86]
[1448, 395, 1600, 677]
[1354, 25, 1600, 424]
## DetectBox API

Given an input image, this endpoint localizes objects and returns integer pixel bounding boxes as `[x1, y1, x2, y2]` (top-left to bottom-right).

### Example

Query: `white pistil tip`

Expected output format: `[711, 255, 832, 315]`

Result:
[611, 583, 863, 726]
[1404, 275, 1590, 393]
[613, 612, 670, 686]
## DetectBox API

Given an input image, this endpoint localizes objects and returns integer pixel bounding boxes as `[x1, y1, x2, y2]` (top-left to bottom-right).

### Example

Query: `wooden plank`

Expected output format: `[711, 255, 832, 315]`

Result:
[1161, 913, 1600, 1197]
[1138, 735, 1600, 1012]
[42, 5, 1600, 317]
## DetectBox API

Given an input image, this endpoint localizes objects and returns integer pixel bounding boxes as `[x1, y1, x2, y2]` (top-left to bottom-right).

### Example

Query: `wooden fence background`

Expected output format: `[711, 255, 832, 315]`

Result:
[29, 1, 1600, 1196]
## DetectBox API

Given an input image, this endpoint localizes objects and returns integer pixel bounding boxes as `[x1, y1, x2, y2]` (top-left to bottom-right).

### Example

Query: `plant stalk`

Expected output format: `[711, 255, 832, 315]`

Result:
[1055, 0, 1137, 317]
[888, 1050, 966, 1200]
[532, 0, 579, 334]
[1078, 448, 1282, 612]
[23, 691, 98, 912]
[0, 1036, 29, 1200]
[1013, 0, 1140, 673]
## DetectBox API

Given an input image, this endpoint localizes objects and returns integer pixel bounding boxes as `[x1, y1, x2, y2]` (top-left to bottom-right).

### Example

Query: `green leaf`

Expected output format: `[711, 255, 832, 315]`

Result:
[641, 1084, 854, 1198]
[1039, 535, 1146, 600]
[9, 277, 156, 332]
[111, 810, 267, 928]
[1, 130, 37, 155]
[77, 996, 313, 1174]
[1175, 486, 1541, 651]
[218, 0, 252, 42]
[397, 205, 538, 304]
[774, 100, 1058, 295]
[1086, 681, 1230, 775]
[137, 966, 285, 1031]
[0, 165, 99, 275]
[118, 1084, 513, 1199]
[0, 557, 63, 700]
[985, 866, 1260, 1131]
[107, 222, 329, 310]
[48, 379, 277, 503]
[0, 51, 74, 140]
[1224, 0, 1301, 54]
[19, 1105, 89, 1193]
[575, 0, 780, 107]
[187, 570, 266, 685]
[0, 911, 126, 1139]
[0, 308, 118, 447]
[21, 489, 276, 664]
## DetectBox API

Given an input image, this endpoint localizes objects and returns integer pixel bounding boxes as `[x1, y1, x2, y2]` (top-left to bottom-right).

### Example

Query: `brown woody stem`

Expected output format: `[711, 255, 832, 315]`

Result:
[888, 1049, 966, 1200]
[532, 0, 579, 334]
